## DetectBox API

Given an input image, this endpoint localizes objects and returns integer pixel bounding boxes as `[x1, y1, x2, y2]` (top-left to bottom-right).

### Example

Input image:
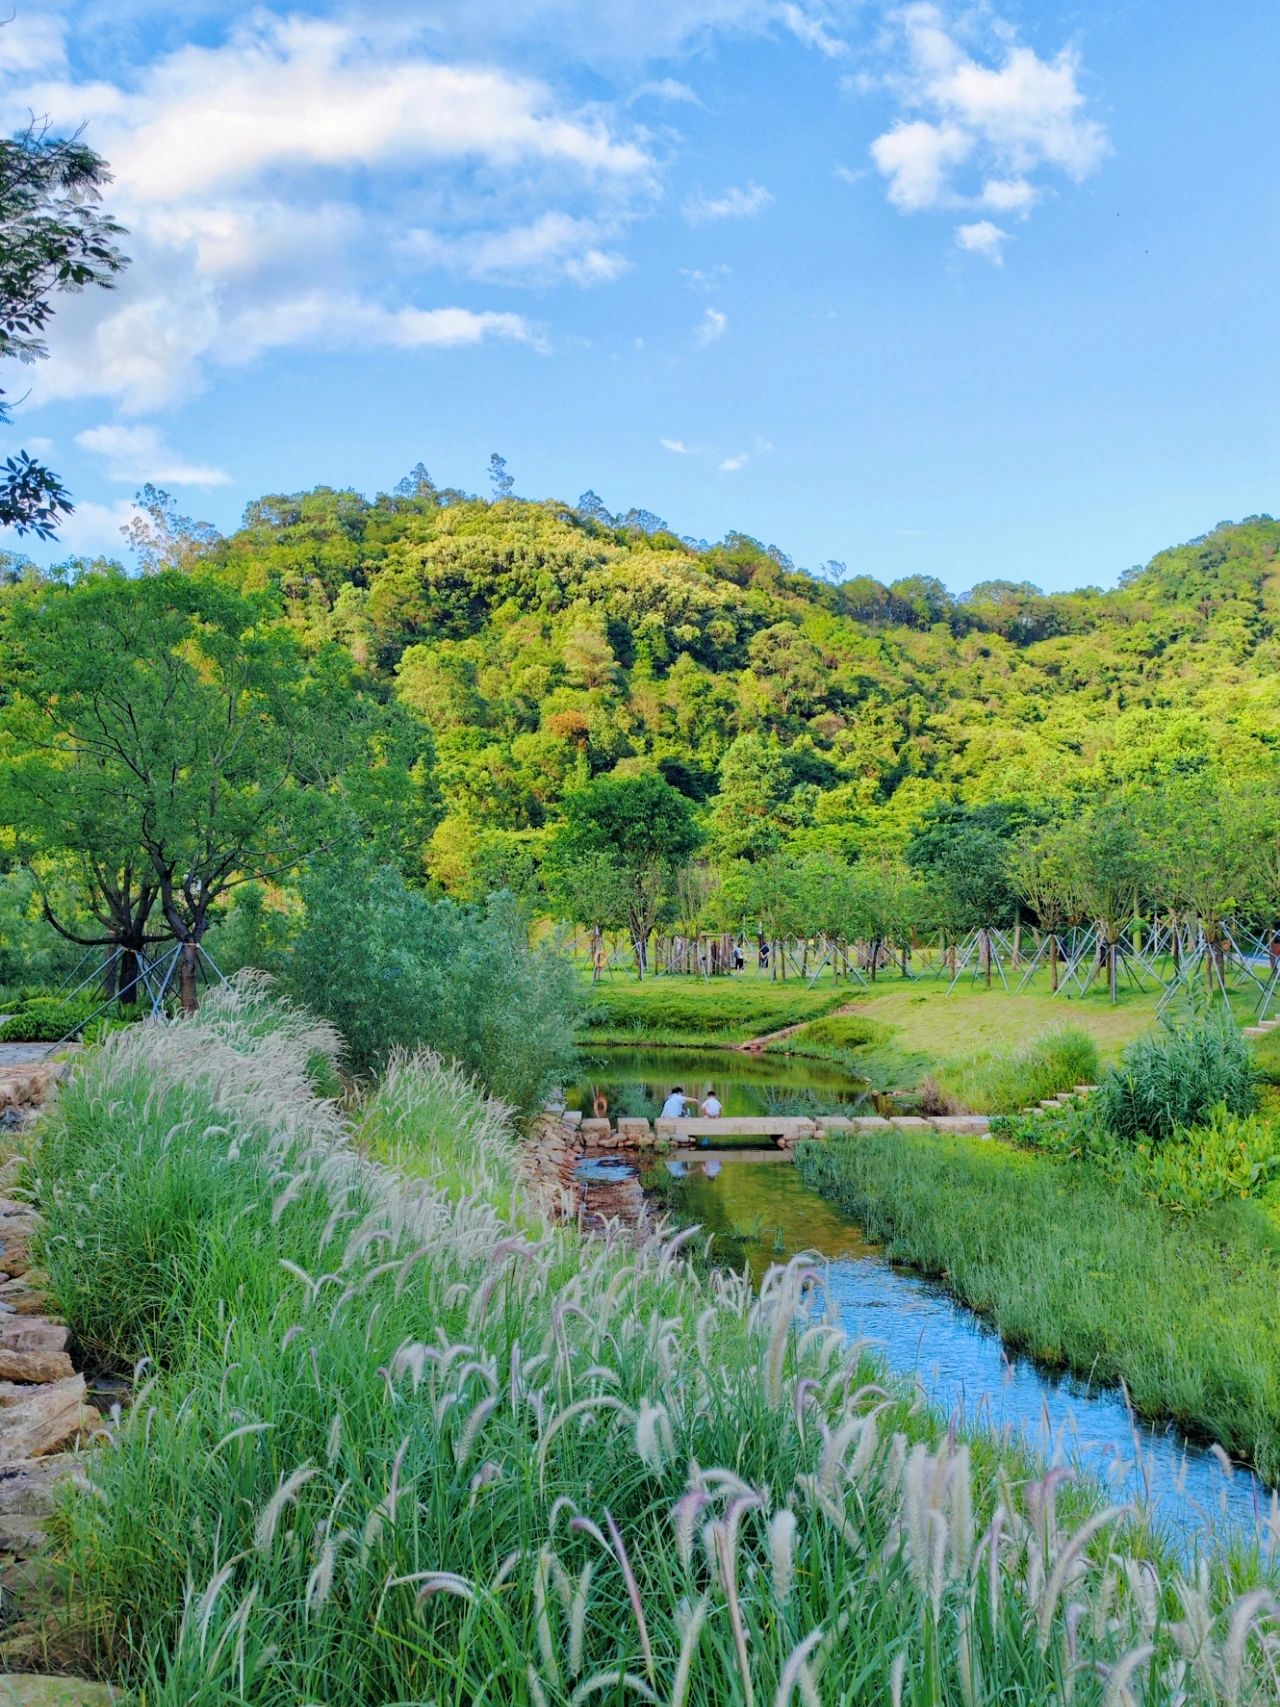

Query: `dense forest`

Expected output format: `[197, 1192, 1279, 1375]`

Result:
[14, 480, 1275, 891]
[4, 480, 1280, 993]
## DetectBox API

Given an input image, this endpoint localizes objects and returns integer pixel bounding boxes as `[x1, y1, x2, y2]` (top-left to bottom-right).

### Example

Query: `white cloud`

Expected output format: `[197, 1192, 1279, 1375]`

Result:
[660, 437, 691, 453]
[683, 181, 774, 222]
[75, 424, 230, 486]
[47, 497, 143, 560]
[871, 120, 972, 212]
[0, 13, 67, 74]
[0, 11, 641, 411]
[955, 220, 1008, 264]
[867, 3, 1108, 249]
[24, 15, 650, 206]
[229, 295, 537, 357]
[980, 176, 1037, 215]
[780, 3, 849, 59]
[629, 77, 701, 104]
[406, 212, 627, 286]
[718, 452, 748, 471]
[695, 306, 728, 345]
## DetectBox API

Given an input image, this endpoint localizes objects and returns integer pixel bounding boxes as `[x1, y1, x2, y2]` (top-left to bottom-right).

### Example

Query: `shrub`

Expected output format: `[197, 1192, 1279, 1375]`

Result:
[1094, 1015, 1256, 1142]
[941, 1025, 1100, 1115]
[282, 849, 583, 1109]
[1124, 1106, 1280, 1213]
[0, 993, 115, 1043]
[583, 980, 840, 1039]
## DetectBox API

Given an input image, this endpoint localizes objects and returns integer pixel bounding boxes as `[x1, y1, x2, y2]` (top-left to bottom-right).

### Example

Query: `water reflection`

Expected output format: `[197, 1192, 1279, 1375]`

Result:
[568, 1046, 869, 1123]
[599, 1153, 1280, 1558]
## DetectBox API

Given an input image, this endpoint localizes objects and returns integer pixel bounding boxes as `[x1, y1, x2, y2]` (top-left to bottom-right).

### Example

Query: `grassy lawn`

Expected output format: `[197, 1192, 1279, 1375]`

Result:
[798, 1126, 1280, 1484]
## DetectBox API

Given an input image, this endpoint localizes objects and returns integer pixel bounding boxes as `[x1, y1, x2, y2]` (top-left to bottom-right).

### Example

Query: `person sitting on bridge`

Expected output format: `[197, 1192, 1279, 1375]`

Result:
[660, 1085, 689, 1120]
[700, 1087, 722, 1117]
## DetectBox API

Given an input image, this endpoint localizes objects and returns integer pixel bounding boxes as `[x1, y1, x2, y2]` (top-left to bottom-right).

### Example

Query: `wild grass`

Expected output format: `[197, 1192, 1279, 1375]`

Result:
[798, 1128, 1280, 1485]
[936, 1026, 1101, 1115]
[27, 983, 1280, 1702]
[1095, 1016, 1257, 1142]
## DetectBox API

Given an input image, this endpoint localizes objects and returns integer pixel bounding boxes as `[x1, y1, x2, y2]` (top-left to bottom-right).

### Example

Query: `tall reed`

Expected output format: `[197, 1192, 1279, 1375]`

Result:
[31, 981, 1280, 1703]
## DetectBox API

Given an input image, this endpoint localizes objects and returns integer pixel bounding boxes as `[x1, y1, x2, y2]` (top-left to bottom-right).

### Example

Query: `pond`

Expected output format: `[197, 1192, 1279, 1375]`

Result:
[579, 1150, 1280, 1560]
[566, 1045, 872, 1122]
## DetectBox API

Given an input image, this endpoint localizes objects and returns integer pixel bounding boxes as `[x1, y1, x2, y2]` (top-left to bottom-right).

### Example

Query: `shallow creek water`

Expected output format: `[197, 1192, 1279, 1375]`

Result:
[567, 1045, 873, 1121]
[575, 1149, 1279, 1560]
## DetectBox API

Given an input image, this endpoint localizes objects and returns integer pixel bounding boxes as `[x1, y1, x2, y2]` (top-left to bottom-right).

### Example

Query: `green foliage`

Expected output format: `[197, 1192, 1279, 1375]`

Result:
[939, 1025, 1100, 1115]
[0, 567, 437, 1007]
[1094, 1014, 1256, 1142]
[995, 1099, 1280, 1215]
[1, 123, 128, 536]
[282, 847, 581, 1107]
[0, 992, 104, 1041]
[799, 1127, 1280, 1481]
[31, 990, 1278, 1703]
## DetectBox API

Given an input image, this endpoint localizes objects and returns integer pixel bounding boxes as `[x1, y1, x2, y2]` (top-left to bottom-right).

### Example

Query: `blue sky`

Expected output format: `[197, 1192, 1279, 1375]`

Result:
[3, 0, 1278, 591]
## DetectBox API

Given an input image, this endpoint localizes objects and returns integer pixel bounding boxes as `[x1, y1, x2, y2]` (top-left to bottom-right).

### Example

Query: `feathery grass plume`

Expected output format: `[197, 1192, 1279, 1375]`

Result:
[31, 989, 1280, 1705]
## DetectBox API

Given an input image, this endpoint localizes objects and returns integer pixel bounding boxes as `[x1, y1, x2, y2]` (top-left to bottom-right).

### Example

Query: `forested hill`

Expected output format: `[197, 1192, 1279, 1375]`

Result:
[57, 489, 1280, 889]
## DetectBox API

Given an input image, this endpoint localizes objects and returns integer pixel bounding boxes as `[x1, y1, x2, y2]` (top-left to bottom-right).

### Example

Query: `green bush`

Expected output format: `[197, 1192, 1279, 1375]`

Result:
[282, 849, 583, 1109]
[940, 1025, 1100, 1115]
[0, 993, 107, 1042]
[1094, 1015, 1256, 1142]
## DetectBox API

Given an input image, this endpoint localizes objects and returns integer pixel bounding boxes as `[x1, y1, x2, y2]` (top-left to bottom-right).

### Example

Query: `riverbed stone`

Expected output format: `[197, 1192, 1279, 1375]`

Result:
[0, 1377, 98, 1459]
[0, 1322, 72, 1386]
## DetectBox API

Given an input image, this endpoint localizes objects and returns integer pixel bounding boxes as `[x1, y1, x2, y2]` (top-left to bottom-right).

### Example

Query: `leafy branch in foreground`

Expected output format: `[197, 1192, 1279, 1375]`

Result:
[0, 121, 128, 537]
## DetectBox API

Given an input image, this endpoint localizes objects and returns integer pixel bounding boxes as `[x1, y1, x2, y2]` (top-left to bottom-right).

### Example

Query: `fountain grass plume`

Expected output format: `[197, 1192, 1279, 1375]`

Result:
[28, 989, 1280, 1702]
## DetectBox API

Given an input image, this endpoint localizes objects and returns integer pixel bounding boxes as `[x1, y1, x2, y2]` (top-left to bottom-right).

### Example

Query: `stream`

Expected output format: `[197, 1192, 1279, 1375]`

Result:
[576, 1147, 1279, 1560]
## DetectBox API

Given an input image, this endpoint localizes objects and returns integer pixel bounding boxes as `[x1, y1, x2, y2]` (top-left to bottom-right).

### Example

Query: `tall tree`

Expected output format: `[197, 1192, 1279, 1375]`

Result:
[549, 773, 701, 977]
[0, 568, 435, 1010]
[1, 123, 128, 537]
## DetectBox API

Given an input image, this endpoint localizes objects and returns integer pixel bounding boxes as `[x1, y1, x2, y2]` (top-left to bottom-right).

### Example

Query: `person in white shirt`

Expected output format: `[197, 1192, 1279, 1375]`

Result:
[660, 1087, 689, 1119]
[700, 1089, 722, 1117]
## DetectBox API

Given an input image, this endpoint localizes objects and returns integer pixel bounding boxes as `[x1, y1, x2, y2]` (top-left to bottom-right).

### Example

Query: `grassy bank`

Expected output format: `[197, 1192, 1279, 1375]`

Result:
[797, 1128, 1280, 1484]
[581, 974, 846, 1046]
[27, 980, 1280, 1702]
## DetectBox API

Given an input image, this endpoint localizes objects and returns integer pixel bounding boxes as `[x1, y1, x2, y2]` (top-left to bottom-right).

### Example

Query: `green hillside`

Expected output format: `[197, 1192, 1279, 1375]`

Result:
[208, 488, 1280, 887]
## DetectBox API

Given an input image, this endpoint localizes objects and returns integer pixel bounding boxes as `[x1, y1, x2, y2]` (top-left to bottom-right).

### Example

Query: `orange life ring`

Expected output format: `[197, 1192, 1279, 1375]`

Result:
[593, 1092, 609, 1118]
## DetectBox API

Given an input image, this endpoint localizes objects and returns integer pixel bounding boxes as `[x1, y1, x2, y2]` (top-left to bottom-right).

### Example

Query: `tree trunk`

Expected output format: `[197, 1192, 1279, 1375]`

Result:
[179, 940, 199, 1014]
[103, 938, 119, 1003]
[900, 941, 909, 977]
[118, 946, 140, 1006]
[1108, 941, 1118, 1005]
[1049, 933, 1059, 993]
[1011, 924, 1021, 968]
[981, 928, 992, 989]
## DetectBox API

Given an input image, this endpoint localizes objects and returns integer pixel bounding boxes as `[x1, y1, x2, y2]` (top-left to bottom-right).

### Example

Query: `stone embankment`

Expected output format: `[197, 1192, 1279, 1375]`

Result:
[0, 1061, 117, 1705]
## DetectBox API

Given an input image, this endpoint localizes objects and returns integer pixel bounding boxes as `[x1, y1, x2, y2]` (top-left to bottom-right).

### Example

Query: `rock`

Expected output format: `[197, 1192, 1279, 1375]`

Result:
[0, 1377, 96, 1458]
[615, 1118, 652, 1143]
[0, 1224, 35, 1281]
[579, 1118, 611, 1142]
[0, 1281, 53, 1318]
[889, 1117, 934, 1131]
[0, 1322, 72, 1386]
[928, 1116, 991, 1136]
[0, 1162, 20, 1192]
[0, 1454, 86, 1516]
[0, 1678, 119, 1706]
